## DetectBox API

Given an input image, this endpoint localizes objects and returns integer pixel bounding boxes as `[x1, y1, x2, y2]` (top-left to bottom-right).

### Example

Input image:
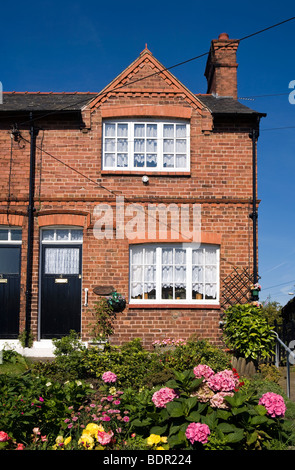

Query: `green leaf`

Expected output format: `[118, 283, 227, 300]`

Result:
[226, 428, 244, 443]
[247, 431, 258, 446]
[251, 415, 268, 425]
[150, 424, 168, 435]
[184, 396, 198, 413]
[186, 411, 201, 422]
[166, 400, 184, 418]
[217, 423, 240, 433]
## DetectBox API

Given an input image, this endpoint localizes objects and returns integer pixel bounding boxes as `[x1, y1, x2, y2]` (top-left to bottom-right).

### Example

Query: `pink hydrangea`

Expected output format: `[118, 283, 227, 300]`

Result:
[258, 392, 286, 418]
[152, 387, 178, 408]
[207, 370, 236, 392]
[193, 364, 214, 380]
[185, 422, 210, 445]
[210, 391, 234, 409]
[102, 371, 117, 383]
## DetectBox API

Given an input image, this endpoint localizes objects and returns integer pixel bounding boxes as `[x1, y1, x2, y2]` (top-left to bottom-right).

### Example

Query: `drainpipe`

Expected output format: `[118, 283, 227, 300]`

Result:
[25, 113, 38, 347]
[250, 125, 258, 285]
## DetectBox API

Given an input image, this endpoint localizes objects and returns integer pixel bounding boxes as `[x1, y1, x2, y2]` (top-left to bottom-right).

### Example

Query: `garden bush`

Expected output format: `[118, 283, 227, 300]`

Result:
[222, 304, 276, 362]
[0, 372, 92, 446]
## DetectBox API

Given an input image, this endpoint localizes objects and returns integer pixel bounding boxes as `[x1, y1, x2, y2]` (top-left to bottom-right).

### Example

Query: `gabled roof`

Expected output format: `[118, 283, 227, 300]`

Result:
[86, 46, 206, 113]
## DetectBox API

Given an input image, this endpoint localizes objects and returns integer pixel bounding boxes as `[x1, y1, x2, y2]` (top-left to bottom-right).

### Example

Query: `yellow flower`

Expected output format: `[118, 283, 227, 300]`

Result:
[160, 436, 168, 443]
[147, 434, 162, 446]
[64, 436, 72, 446]
[109, 386, 117, 395]
[78, 434, 95, 450]
[85, 423, 104, 437]
[156, 446, 165, 450]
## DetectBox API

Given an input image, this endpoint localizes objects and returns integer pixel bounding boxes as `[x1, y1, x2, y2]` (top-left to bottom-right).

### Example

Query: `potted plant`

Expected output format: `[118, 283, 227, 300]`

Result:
[88, 297, 117, 349]
[250, 282, 261, 300]
[107, 291, 126, 312]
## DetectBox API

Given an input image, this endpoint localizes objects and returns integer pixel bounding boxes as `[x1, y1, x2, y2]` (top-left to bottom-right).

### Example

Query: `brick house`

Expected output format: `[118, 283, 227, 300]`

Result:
[0, 33, 265, 356]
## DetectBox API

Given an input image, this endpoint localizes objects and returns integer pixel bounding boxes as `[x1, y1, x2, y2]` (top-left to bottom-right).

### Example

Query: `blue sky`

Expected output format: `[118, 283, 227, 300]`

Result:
[1, 0, 295, 307]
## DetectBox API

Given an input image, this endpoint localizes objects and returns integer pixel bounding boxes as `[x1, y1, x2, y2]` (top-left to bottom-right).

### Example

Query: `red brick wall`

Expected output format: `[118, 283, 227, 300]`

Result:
[0, 59, 258, 349]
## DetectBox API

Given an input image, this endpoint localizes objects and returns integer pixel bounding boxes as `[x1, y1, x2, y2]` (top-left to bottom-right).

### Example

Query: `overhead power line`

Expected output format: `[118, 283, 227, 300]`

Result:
[13, 15, 295, 127]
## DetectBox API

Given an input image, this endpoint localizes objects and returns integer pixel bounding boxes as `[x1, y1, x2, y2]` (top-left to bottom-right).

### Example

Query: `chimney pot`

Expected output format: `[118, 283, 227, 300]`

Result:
[218, 32, 229, 40]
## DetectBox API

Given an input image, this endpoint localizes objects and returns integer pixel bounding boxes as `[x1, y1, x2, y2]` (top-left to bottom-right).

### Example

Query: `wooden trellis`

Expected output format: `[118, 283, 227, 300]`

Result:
[220, 267, 255, 309]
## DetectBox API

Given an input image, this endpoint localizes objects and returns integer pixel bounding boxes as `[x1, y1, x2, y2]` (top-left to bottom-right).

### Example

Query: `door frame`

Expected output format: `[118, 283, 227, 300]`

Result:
[38, 226, 83, 340]
[0, 227, 22, 339]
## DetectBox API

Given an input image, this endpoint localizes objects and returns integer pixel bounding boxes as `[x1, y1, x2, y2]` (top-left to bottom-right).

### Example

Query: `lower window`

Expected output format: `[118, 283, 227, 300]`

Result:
[129, 243, 219, 304]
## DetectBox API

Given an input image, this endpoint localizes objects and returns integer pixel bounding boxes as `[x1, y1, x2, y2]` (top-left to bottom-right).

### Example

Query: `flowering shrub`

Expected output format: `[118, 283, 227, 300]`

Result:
[128, 366, 292, 450]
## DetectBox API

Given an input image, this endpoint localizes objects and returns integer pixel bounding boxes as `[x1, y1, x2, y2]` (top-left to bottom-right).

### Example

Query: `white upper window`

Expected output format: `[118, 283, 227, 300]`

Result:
[129, 243, 219, 304]
[0, 228, 22, 243]
[102, 119, 190, 171]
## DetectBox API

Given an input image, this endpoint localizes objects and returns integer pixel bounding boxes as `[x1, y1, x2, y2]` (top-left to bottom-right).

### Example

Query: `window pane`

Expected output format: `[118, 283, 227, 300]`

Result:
[105, 123, 115, 137]
[134, 139, 144, 152]
[176, 154, 186, 168]
[105, 138, 115, 152]
[56, 229, 69, 241]
[118, 124, 128, 137]
[146, 154, 157, 167]
[163, 124, 174, 137]
[163, 154, 174, 168]
[147, 124, 157, 138]
[176, 124, 186, 138]
[176, 139, 186, 153]
[105, 154, 115, 167]
[10, 229, 22, 241]
[44, 248, 80, 274]
[134, 124, 145, 137]
[117, 138, 128, 152]
[71, 229, 83, 241]
[134, 154, 144, 167]
[117, 154, 128, 167]
[42, 229, 55, 241]
[0, 247, 20, 274]
[0, 230, 9, 241]
[146, 139, 157, 153]
[131, 283, 143, 299]
[163, 139, 174, 153]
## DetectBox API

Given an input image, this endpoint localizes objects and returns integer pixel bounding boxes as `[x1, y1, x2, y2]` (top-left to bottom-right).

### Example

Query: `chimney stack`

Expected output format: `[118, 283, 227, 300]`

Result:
[205, 33, 239, 99]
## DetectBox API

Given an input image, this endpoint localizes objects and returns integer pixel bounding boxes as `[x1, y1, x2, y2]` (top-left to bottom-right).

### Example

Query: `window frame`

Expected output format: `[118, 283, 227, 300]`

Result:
[41, 227, 83, 244]
[0, 227, 22, 244]
[102, 118, 190, 172]
[129, 243, 220, 305]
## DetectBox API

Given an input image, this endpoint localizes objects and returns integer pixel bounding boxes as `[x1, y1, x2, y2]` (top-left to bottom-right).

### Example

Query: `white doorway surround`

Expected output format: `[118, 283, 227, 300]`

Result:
[0, 339, 56, 358]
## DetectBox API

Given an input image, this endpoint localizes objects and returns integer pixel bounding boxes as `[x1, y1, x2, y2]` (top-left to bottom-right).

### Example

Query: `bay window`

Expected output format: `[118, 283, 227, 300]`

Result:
[129, 244, 219, 304]
[103, 119, 190, 171]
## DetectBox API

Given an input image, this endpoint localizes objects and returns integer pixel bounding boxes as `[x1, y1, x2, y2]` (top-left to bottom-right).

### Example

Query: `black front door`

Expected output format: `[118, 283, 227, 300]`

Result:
[0, 245, 21, 338]
[40, 244, 82, 338]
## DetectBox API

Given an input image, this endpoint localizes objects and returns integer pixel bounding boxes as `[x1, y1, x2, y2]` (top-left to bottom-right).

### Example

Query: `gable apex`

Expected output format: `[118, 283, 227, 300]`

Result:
[87, 48, 206, 113]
